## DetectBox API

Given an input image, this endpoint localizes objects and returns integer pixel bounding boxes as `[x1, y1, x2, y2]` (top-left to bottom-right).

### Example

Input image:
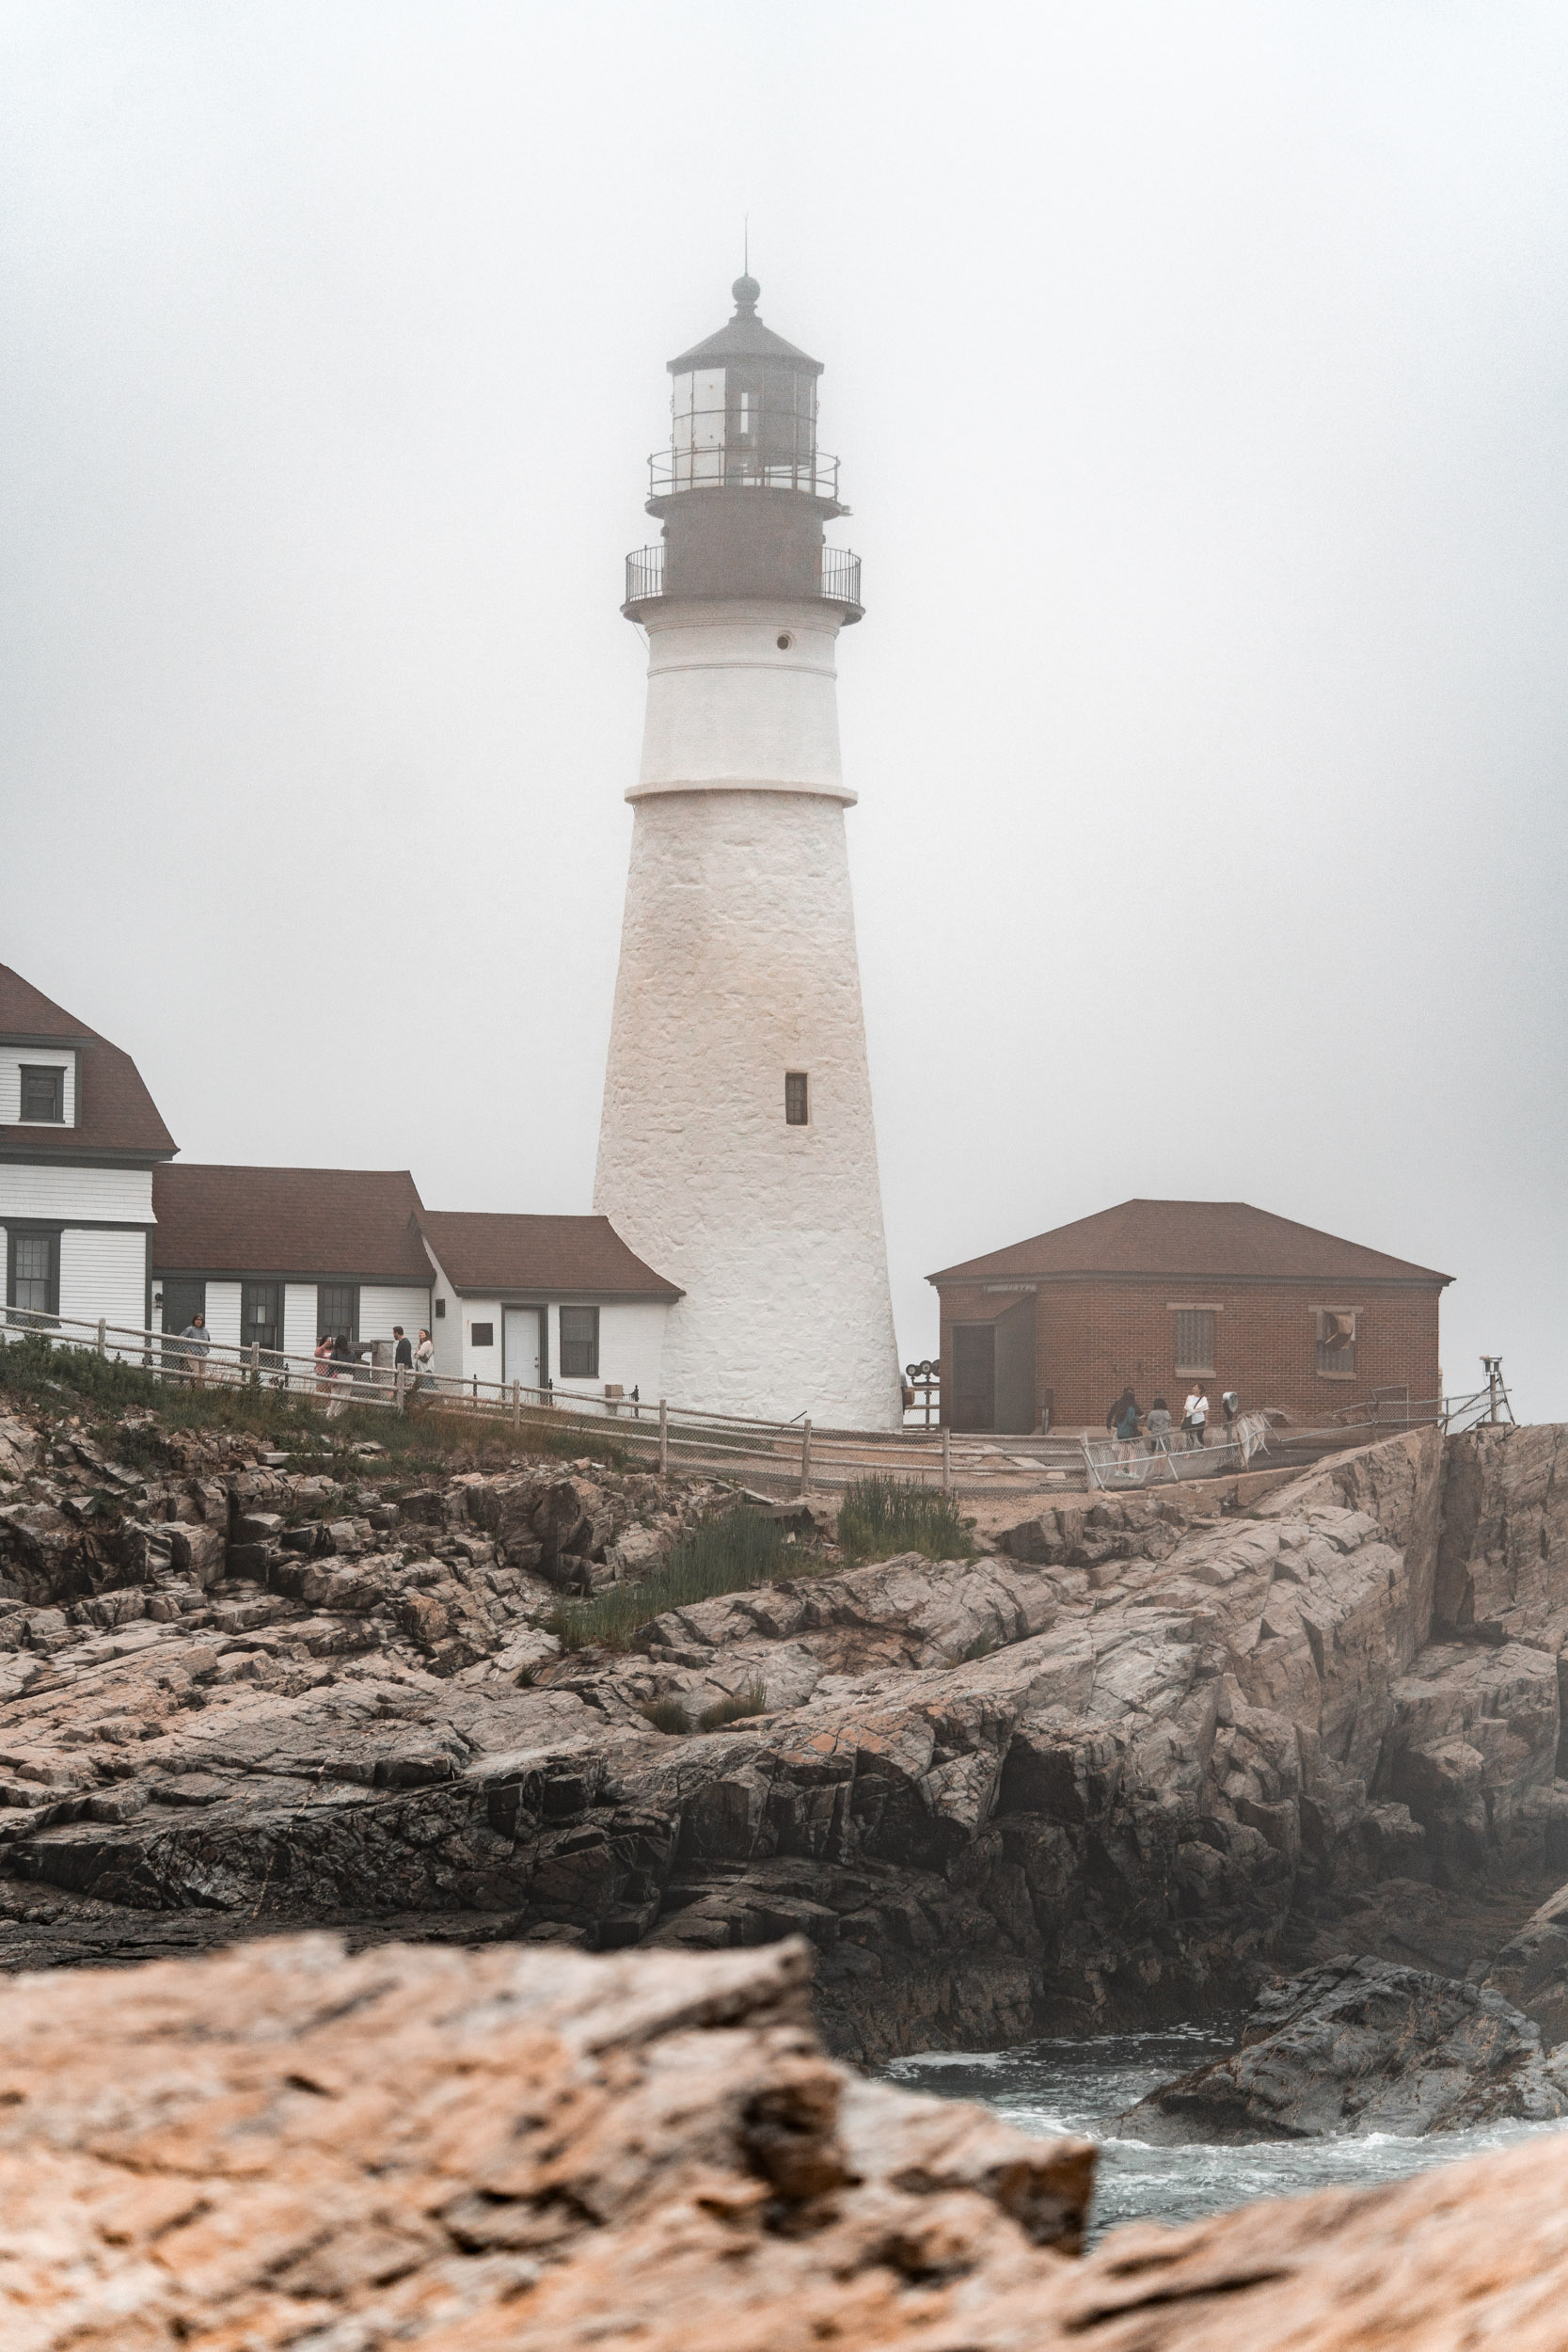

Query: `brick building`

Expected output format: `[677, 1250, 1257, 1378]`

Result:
[927, 1200, 1451, 1433]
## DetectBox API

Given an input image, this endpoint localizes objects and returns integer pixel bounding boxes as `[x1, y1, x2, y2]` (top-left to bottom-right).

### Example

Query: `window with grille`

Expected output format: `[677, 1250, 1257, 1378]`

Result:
[241, 1280, 282, 1357]
[8, 1229, 59, 1322]
[317, 1282, 358, 1343]
[784, 1072, 809, 1126]
[19, 1066, 64, 1122]
[559, 1305, 599, 1378]
[1316, 1309, 1357, 1378]
[1172, 1309, 1215, 1373]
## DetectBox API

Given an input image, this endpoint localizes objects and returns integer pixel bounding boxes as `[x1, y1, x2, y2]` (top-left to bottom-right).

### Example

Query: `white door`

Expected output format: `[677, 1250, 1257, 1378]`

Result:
[503, 1307, 543, 1393]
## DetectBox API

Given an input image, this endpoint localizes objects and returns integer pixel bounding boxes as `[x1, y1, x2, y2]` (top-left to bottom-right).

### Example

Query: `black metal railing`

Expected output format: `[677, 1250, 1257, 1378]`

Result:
[624, 544, 862, 610]
[626, 545, 665, 602]
[648, 448, 841, 501]
[820, 547, 861, 606]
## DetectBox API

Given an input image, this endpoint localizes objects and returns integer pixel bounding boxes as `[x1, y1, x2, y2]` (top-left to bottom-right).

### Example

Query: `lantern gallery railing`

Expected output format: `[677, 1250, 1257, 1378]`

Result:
[624, 544, 862, 609]
[648, 447, 842, 501]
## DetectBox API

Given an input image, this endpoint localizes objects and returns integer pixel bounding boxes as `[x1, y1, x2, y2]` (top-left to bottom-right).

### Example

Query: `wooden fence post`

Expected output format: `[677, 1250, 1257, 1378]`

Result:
[658, 1397, 669, 1476]
[471, 1375, 479, 1406]
[249, 1342, 261, 1388]
[512, 1378, 520, 1429]
[800, 1417, 813, 1497]
[96, 1319, 106, 1358]
[941, 1423, 951, 1496]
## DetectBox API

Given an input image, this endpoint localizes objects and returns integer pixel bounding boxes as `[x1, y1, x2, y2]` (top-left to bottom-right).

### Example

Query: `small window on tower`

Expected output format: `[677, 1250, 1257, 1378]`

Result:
[784, 1073, 809, 1126]
[738, 391, 755, 437]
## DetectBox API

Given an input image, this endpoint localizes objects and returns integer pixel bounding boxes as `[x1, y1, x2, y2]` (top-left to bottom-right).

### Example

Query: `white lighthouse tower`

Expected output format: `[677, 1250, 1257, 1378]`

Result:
[594, 274, 902, 1429]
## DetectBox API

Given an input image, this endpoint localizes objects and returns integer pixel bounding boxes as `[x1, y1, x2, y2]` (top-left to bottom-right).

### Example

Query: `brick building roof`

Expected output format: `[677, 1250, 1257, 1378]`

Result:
[152, 1166, 431, 1281]
[420, 1212, 681, 1299]
[928, 1200, 1452, 1288]
[0, 964, 176, 1160]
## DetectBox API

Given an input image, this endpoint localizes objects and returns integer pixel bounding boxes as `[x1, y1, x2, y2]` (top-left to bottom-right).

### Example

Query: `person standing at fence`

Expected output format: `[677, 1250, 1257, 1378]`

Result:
[1222, 1391, 1240, 1450]
[326, 1331, 354, 1418]
[1183, 1385, 1210, 1449]
[1115, 1391, 1143, 1469]
[392, 1327, 412, 1400]
[1146, 1395, 1173, 1456]
[1106, 1387, 1134, 1443]
[414, 1327, 435, 1393]
[313, 1333, 333, 1401]
[180, 1312, 210, 1389]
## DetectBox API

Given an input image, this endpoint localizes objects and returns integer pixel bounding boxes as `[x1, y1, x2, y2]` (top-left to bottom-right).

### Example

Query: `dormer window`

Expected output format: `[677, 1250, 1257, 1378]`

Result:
[20, 1066, 64, 1123]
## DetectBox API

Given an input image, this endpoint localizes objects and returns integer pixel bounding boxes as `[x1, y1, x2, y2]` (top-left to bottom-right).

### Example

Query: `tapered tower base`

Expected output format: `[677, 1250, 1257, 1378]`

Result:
[594, 780, 900, 1429]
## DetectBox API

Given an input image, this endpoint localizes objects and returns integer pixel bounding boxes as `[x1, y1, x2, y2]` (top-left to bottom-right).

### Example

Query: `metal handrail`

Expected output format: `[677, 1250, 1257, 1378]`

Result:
[624, 543, 861, 609]
[649, 448, 841, 501]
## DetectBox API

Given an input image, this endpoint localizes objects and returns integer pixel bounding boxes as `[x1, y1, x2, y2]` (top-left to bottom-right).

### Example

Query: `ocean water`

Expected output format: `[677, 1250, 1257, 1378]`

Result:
[881, 2024, 1568, 2239]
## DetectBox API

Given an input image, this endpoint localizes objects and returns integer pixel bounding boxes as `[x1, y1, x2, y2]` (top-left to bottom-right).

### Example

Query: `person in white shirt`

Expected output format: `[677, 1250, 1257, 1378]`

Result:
[1182, 1387, 1210, 1449]
[413, 1327, 436, 1394]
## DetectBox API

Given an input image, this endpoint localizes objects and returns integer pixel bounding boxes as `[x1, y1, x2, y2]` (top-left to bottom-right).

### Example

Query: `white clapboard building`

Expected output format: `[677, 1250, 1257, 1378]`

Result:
[0, 963, 176, 1329]
[3, 964, 680, 1403]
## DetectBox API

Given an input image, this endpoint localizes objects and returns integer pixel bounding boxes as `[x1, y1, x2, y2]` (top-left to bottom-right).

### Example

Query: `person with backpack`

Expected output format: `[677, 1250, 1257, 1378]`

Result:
[1114, 1390, 1143, 1470]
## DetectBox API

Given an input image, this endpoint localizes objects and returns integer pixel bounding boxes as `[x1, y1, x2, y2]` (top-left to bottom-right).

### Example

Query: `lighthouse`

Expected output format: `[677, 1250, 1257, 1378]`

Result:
[594, 274, 902, 1429]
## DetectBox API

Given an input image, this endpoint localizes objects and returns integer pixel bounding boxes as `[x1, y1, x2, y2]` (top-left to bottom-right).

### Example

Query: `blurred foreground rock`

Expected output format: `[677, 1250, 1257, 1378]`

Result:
[6, 1929, 1568, 2350]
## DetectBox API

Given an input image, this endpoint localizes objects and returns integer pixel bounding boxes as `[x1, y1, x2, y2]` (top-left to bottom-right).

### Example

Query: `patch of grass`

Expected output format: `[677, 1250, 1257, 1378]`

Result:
[835, 1475, 975, 1566]
[0, 1334, 624, 1476]
[698, 1682, 769, 1732]
[640, 1696, 691, 1735]
[546, 1508, 812, 1653]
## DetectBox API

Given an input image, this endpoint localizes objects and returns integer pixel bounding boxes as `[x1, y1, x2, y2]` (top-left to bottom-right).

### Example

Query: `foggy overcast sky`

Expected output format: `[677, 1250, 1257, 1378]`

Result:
[3, 0, 1565, 1416]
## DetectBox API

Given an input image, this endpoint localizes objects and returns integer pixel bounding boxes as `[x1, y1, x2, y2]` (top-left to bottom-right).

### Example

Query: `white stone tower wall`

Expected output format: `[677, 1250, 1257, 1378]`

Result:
[594, 595, 902, 1427]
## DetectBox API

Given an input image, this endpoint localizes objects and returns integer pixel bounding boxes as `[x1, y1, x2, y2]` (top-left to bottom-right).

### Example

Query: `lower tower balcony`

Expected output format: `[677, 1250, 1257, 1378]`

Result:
[624, 542, 863, 621]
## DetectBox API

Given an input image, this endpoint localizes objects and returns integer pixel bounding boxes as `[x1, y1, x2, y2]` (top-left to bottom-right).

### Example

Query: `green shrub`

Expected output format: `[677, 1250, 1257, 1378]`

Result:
[640, 1696, 691, 1735]
[546, 1508, 817, 1653]
[698, 1682, 769, 1732]
[835, 1475, 974, 1565]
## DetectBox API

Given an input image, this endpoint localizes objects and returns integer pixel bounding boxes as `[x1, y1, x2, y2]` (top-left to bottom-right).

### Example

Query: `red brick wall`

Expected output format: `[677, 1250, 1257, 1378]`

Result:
[937, 1278, 1443, 1430]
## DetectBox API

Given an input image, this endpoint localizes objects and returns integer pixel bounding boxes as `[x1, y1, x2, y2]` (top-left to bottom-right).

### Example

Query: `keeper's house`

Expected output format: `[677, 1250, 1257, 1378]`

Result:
[0, 964, 176, 1328]
[3, 965, 680, 1404]
[928, 1199, 1451, 1435]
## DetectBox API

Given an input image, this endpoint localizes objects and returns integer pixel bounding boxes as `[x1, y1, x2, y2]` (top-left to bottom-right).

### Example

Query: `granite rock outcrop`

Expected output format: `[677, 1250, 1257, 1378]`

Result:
[1121, 1952, 1568, 2140]
[3, 1399, 1568, 2059]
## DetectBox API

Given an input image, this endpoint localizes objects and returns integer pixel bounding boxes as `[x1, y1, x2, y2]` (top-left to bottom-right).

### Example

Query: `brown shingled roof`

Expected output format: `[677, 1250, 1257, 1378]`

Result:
[152, 1166, 431, 1281]
[928, 1200, 1452, 1288]
[0, 964, 176, 1159]
[420, 1212, 681, 1299]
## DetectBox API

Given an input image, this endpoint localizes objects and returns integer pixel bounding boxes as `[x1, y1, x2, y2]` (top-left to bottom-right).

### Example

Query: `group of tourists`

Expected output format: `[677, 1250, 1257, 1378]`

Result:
[312, 1326, 436, 1413]
[168, 1311, 436, 1411]
[1105, 1383, 1239, 1464]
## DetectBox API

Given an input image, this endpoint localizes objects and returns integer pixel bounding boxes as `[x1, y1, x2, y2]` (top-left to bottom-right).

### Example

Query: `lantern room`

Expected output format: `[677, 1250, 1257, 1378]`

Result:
[653, 275, 841, 505]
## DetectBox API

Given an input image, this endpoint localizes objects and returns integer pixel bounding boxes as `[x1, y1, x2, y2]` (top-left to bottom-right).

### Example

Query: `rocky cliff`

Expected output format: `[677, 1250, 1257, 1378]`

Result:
[4, 1403, 1568, 2058]
[4, 1927, 1568, 2352]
